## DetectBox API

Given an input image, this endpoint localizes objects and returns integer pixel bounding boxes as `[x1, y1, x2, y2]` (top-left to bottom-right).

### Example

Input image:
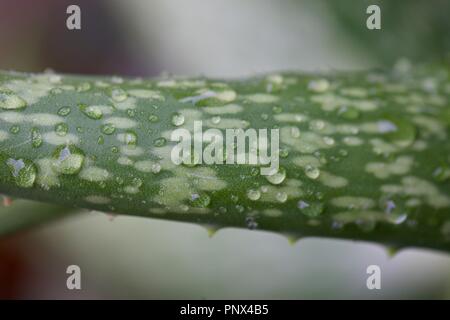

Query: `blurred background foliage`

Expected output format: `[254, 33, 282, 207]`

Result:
[0, 0, 449, 299]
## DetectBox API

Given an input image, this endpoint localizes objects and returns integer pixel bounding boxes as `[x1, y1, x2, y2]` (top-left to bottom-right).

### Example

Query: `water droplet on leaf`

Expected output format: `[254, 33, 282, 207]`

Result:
[31, 127, 42, 148]
[305, 165, 320, 180]
[171, 112, 185, 126]
[55, 123, 68, 136]
[266, 167, 286, 185]
[58, 106, 71, 116]
[153, 137, 167, 147]
[101, 123, 116, 135]
[0, 88, 27, 110]
[297, 200, 324, 218]
[79, 104, 103, 120]
[52, 145, 85, 175]
[247, 189, 261, 201]
[190, 193, 211, 208]
[6, 158, 37, 188]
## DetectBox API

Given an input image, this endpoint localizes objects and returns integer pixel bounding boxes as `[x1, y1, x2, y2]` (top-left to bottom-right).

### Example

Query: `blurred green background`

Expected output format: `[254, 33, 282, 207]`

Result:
[0, 0, 449, 299]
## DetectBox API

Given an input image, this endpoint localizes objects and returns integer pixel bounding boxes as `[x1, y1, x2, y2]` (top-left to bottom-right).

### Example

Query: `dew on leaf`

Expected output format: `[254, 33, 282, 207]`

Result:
[55, 123, 68, 136]
[10, 125, 20, 134]
[247, 189, 261, 201]
[79, 104, 103, 120]
[265, 167, 286, 185]
[153, 137, 167, 147]
[127, 109, 136, 118]
[57, 106, 72, 116]
[190, 193, 211, 208]
[110, 87, 128, 102]
[304, 165, 320, 180]
[211, 116, 221, 124]
[6, 158, 37, 188]
[31, 127, 43, 148]
[151, 163, 161, 174]
[297, 200, 324, 218]
[276, 192, 288, 203]
[148, 114, 159, 123]
[0, 88, 27, 110]
[171, 112, 185, 126]
[101, 123, 116, 135]
[52, 145, 85, 175]
[124, 130, 137, 146]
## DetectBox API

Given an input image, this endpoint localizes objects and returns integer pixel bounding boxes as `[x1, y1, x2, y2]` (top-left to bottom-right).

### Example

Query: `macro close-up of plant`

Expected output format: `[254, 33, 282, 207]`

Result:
[0, 0, 449, 301]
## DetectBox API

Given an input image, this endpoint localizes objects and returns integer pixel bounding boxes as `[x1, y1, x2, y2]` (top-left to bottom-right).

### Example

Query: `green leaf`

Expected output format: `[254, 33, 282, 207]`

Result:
[0, 63, 449, 252]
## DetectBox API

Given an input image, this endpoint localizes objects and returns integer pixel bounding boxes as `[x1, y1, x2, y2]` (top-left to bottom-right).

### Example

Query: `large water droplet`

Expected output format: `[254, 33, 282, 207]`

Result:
[110, 87, 128, 102]
[211, 116, 221, 124]
[0, 88, 27, 110]
[171, 112, 185, 126]
[79, 104, 103, 120]
[304, 165, 320, 180]
[55, 123, 68, 136]
[190, 193, 211, 208]
[247, 189, 261, 201]
[381, 198, 408, 225]
[52, 145, 85, 175]
[276, 192, 288, 203]
[266, 167, 286, 185]
[124, 130, 137, 147]
[6, 158, 37, 188]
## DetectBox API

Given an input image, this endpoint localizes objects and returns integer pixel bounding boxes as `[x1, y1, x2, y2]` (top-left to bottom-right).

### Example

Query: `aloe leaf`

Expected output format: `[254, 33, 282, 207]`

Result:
[0, 62, 449, 251]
